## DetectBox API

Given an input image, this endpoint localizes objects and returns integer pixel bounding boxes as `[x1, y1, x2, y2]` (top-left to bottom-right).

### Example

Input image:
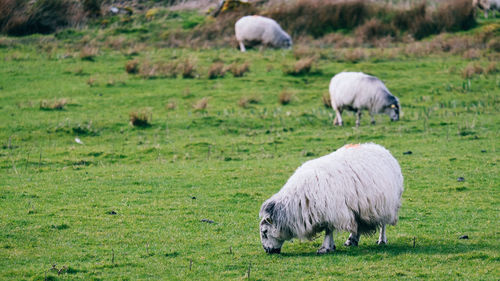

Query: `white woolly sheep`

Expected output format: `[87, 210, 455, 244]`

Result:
[235, 15, 292, 52]
[329, 72, 400, 126]
[259, 143, 404, 254]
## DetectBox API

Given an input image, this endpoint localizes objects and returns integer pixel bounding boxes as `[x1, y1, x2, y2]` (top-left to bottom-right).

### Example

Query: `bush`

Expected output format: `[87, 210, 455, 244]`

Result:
[355, 18, 395, 42]
[229, 62, 250, 77]
[0, 0, 84, 36]
[284, 57, 315, 76]
[40, 98, 68, 110]
[81, 0, 102, 18]
[279, 90, 294, 105]
[129, 108, 152, 127]
[125, 60, 139, 74]
[208, 62, 226, 79]
[436, 0, 475, 32]
[193, 97, 208, 111]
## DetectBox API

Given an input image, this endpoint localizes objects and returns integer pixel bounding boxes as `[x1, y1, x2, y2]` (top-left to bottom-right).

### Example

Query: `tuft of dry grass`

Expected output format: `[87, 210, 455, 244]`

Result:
[166, 101, 177, 110]
[139, 60, 178, 79]
[80, 46, 98, 61]
[229, 62, 250, 77]
[87, 77, 96, 87]
[485, 62, 498, 75]
[284, 57, 315, 76]
[193, 97, 208, 111]
[344, 48, 367, 63]
[40, 98, 68, 110]
[125, 60, 139, 74]
[322, 92, 332, 108]
[238, 96, 261, 108]
[279, 90, 294, 105]
[129, 108, 152, 127]
[462, 63, 483, 79]
[355, 18, 395, 43]
[180, 58, 197, 79]
[462, 48, 481, 60]
[208, 62, 226, 79]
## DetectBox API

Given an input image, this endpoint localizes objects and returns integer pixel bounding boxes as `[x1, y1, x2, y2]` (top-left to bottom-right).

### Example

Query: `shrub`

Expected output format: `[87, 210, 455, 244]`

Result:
[80, 46, 98, 61]
[166, 101, 177, 110]
[462, 49, 481, 60]
[180, 59, 196, 79]
[238, 96, 260, 108]
[284, 57, 315, 76]
[355, 18, 395, 42]
[193, 97, 208, 111]
[485, 62, 498, 74]
[267, 0, 374, 38]
[229, 62, 250, 77]
[1, 0, 84, 36]
[129, 108, 152, 127]
[40, 98, 68, 110]
[462, 63, 483, 79]
[436, 0, 475, 32]
[125, 60, 139, 74]
[139, 60, 178, 79]
[81, 0, 102, 18]
[279, 90, 294, 105]
[208, 62, 226, 79]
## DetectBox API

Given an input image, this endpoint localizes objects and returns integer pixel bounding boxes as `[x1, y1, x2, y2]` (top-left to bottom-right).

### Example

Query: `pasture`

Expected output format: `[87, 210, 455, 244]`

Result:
[0, 9, 499, 280]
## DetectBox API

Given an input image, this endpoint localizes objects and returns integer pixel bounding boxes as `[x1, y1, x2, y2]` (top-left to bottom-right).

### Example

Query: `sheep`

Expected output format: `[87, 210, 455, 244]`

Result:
[235, 15, 292, 52]
[259, 143, 404, 254]
[329, 72, 400, 127]
[474, 0, 500, 18]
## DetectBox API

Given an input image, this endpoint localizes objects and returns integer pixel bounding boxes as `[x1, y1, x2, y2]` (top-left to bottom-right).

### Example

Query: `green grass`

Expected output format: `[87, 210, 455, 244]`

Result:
[0, 23, 499, 280]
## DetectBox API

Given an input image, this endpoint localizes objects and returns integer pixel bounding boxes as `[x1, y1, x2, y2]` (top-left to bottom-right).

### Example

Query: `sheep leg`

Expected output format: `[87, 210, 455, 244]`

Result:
[239, 41, 246, 52]
[333, 108, 343, 126]
[370, 112, 376, 125]
[377, 224, 387, 245]
[317, 228, 335, 254]
[355, 110, 362, 127]
[344, 232, 360, 246]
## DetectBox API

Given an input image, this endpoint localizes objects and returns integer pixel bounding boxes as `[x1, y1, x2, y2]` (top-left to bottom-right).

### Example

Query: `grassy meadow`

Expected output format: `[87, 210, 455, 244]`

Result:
[0, 8, 499, 281]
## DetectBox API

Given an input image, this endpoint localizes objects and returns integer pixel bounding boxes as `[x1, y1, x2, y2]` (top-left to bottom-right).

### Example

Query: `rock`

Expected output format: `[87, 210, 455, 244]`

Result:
[459, 235, 469, 239]
[457, 177, 465, 182]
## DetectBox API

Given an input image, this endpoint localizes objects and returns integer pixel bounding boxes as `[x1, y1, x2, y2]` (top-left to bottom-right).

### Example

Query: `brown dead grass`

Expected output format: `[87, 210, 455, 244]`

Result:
[129, 108, 152, 127]
[80, 46, 98, 61]
[208, 62, 226, 79]
[180, 58, 197, 79]
[166, 101, 177, 110]
[238, 96, 261, 108]
[125, 60, 139, 74]
[193, 97, 208, 111]
[279, 90, 294, 105]
[462, 63, 483, 79]
[229, 62, 250, 77]
[284, 57, 315, 76]
[40, 98, 68, 110]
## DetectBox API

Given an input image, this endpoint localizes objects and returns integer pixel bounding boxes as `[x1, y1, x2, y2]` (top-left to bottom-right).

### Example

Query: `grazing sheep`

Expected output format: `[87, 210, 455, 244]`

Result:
[474, 0, 500, 17]
[259, 143, 404, 254]
[235, 15, 292, 52]
[329, 72, 400, 126]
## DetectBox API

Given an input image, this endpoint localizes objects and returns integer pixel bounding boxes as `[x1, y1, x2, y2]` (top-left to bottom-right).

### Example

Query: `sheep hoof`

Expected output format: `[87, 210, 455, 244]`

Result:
[316, 246, 335, 254]
[376, 240, 387, 245]
[344, 240, 358, 247]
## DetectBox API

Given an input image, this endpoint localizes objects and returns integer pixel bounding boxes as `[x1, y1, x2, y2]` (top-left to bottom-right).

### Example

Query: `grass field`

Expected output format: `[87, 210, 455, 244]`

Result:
[0, 13, 499, 280]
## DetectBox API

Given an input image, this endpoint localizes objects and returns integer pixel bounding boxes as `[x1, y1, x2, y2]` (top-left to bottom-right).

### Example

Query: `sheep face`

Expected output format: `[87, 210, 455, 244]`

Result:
[280, 37, 293, 49]
[260, 218, 284, 254]
[385, 103, 400, 121]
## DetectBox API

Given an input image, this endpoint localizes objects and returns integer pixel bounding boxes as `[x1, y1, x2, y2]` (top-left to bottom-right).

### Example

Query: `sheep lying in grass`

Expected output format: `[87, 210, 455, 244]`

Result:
[259, 143, 404, 254]
[329, 72, 400, 126]
[235, 15, 292, 52]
